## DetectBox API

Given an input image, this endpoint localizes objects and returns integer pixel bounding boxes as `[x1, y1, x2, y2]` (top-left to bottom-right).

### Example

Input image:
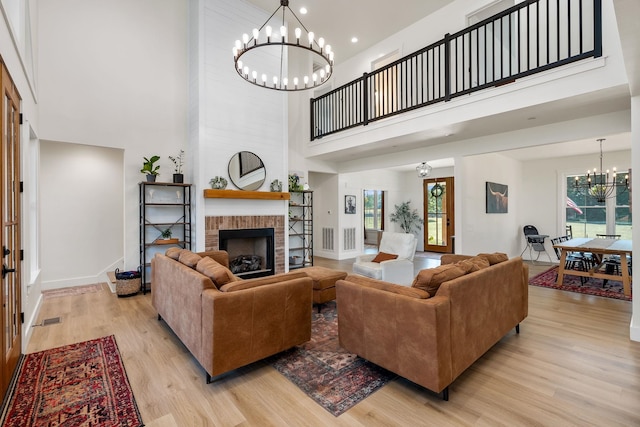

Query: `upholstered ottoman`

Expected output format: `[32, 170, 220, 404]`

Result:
[298, 266, 347, 311]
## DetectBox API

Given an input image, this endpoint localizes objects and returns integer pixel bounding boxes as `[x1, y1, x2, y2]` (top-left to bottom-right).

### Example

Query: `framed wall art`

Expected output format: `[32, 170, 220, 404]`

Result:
[486, 182, 508, 213]
[345, 195, 356, 214]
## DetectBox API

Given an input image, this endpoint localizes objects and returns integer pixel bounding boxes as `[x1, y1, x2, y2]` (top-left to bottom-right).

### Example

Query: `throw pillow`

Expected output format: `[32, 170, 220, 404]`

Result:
[412, 263, 467, 295]
[477, 252, 508, 265]
[165, 247, 184, 260]
[178, 251, 202, 268]
[372, 252, 399, 263]
[196, 257, 237, 286]
[457, 256, 490, 272]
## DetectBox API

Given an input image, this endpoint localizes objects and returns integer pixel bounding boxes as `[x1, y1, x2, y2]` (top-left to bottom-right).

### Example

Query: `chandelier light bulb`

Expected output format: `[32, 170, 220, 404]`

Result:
[266, 26, 272, 39]
[252, 70, 257, 81]
[295, 28, 301, 42]
[304, 76, 309, 85]
[273, 76, 278, 86]
[252, 28, 259, 41]
[235, 40, 241, 50]
[325, 44, 331, 54]
[283, 78, 288, 87]
[243, 66, 249, 76]
[318, 37, 325, 49]
[232, 47, 238, 57]
[293, 77, 299, 88]
[261, 74, 267, 83]
[312, 73, 317, 84]
[237, 60, 242, 71]
[242, 33, 249, 46]
[308, 31, 314, 46]
[320, 69, 326, 78]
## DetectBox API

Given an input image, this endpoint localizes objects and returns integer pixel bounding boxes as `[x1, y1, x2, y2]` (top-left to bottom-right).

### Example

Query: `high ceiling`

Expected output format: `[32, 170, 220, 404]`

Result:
[244, 0, 454, 63]
[244, 0, 636, 171]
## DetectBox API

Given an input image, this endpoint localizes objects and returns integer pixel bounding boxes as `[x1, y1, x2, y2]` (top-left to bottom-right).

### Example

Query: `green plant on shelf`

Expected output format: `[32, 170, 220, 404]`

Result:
[161, 228, 172, 239]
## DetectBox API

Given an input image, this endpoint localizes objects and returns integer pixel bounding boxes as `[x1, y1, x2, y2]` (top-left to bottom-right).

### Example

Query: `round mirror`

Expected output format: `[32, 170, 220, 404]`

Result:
[228, 151, 266, 191]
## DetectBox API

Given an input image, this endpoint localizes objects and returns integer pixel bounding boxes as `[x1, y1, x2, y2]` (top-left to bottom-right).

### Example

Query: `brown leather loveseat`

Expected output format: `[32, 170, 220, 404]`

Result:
[336, 254, 528, 400]
[152, 248, 313, 382]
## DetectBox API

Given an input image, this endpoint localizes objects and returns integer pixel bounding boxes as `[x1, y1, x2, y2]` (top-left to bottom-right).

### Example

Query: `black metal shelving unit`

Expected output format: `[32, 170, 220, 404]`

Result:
[139, 182, 192, 293]
[288, 190, 313, 269]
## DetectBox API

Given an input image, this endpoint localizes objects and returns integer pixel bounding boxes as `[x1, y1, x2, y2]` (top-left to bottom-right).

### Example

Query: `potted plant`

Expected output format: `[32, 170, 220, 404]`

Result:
[156, 228, 178, 245]
[390, 200, 424, 235]
[141, 155, 160, 182]
[210, 176, 228, 189]
[169, 150, 185, 183]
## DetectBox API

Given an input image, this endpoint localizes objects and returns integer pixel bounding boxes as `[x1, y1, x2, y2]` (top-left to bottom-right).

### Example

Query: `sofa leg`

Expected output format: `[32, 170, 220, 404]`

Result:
[515, 324, 520, 334]
[157, 314, 162, 321]
[206, 373, 212, 384]
[442, 387, 449, 401]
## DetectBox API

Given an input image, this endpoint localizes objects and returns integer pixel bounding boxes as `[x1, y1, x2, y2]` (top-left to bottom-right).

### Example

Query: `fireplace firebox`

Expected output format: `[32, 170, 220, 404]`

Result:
[218, 228, 275, 279]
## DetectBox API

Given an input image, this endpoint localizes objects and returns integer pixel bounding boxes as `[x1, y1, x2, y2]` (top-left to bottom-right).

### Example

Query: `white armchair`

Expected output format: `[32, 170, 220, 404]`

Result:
[352, 232, 418, 285]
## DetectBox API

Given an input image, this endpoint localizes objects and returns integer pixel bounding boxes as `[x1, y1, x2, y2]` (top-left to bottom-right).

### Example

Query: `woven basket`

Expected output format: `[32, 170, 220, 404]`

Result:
[114, 268, 141, 297]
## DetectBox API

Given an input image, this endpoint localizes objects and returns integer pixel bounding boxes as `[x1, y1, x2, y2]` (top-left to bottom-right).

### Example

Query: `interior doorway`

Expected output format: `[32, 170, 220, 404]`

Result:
[423, 177, 454, 253]
[0, 60, 22, 400]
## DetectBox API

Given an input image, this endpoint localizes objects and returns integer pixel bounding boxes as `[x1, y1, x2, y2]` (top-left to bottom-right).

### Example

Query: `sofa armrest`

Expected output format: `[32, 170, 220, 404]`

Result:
[200, 276, 313, 377]
[336, 278, 452, 393]
[219, 271, 309, 292]
[355, 254, 376, 263]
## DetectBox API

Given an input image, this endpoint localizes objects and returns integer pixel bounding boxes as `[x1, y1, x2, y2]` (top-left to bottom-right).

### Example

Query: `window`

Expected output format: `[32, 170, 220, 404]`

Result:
[363, 190, 384, 230]
[566, 173, 631, 239]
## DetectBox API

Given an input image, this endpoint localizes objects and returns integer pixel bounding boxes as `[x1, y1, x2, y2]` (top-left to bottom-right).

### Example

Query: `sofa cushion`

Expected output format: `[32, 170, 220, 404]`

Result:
[412, 263, 467, 295]
[477, 252, 509, 265]
[165, 247, 185, 260]
[371, 252, 398, 263]
[196, 257, 237, 286]
[179, 250, 202, 268]
[458, 256, 490, 272]
[342, 275, 430, 299]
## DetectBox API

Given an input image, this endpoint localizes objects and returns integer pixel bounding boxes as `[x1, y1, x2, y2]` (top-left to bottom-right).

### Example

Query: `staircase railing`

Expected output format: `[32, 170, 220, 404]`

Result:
[310, 0, 602, 141]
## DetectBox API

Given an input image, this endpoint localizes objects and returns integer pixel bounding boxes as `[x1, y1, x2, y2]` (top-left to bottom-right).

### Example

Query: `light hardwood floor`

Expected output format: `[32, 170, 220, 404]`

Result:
[27, 256, 640, 427]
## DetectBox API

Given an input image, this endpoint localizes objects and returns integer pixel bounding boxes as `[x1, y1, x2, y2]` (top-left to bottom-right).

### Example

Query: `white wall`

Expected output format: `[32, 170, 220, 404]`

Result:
[37, 0, 188, 270]
[40, 141, 124, 288]
[190, 0, 289, 251]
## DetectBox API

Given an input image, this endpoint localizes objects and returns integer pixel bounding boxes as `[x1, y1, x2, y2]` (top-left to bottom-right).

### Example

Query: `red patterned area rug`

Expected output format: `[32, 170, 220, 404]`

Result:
[529, 266, 631, 301]
[269, 301, 395, 417]
[0, 335, 143, 427]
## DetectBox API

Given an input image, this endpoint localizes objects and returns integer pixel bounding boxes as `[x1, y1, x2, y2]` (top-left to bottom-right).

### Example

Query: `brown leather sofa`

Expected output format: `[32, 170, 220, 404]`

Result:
[336, 254, 528, 400]
[151, 249, 313, 382]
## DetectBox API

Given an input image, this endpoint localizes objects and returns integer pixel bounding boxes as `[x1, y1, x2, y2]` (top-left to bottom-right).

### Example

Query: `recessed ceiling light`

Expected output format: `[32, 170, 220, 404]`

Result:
[299, 7, 307, 14]
[351, 37, 358, 43]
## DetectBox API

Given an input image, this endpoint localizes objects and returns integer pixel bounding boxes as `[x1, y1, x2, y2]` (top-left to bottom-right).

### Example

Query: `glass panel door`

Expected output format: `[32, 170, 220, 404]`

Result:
[424, 177, 454, 253]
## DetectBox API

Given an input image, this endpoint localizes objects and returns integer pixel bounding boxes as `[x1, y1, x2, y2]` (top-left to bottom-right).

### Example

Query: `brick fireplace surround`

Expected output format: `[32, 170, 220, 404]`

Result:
[204, 215, 286, 274]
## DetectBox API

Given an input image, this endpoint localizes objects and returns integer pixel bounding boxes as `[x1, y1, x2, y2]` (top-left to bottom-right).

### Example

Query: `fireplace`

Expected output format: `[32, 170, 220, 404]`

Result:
[219, 228, 275, 279]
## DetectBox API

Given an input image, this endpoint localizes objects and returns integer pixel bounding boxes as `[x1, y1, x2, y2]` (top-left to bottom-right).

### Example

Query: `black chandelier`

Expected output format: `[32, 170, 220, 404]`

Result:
[573, 138, 629, 203]
[232, 0, 334, 92]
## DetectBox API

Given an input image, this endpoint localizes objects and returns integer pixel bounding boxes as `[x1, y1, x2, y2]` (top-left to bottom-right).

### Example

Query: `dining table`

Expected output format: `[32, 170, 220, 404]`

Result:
[552, 237, 632, 296]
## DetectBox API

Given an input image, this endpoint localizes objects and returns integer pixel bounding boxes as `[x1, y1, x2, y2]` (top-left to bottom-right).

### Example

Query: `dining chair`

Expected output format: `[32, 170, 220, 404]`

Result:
[550, 236, 588, 284]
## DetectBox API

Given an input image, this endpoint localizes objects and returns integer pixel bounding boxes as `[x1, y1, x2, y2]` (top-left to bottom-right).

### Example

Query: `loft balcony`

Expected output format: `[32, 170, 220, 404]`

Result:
[310, 0, 603, 141]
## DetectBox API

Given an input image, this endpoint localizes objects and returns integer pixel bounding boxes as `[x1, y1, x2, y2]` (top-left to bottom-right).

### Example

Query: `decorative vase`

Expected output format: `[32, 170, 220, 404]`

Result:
[270, 179, 282, 192]
[146, 174, 156, 182]
[173, 173, 184, 183]
[210, 176, 228, 189]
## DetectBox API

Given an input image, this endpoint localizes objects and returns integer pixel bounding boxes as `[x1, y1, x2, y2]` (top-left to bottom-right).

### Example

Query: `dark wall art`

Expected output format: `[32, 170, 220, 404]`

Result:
[486, 182, 508, 213]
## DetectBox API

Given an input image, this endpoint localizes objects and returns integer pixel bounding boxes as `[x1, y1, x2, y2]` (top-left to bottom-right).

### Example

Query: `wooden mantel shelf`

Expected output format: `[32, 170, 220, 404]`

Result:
[204, 189, 290, 200]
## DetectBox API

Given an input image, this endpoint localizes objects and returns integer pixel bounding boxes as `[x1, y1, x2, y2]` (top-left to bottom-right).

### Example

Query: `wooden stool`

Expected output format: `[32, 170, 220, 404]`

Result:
[297, 266, 347, 311]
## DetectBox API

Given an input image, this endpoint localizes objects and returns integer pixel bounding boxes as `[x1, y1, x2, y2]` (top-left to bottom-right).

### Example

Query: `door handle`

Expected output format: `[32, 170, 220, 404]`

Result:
[2, 264, 15, 279]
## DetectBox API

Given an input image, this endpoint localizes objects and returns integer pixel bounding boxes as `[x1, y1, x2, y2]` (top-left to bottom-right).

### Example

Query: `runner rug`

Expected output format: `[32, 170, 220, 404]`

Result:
[42, 283, 104, 300]
[529, 266, 631, 301]
[269, 301, 395, 417]
[0, 335, 143, 426]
